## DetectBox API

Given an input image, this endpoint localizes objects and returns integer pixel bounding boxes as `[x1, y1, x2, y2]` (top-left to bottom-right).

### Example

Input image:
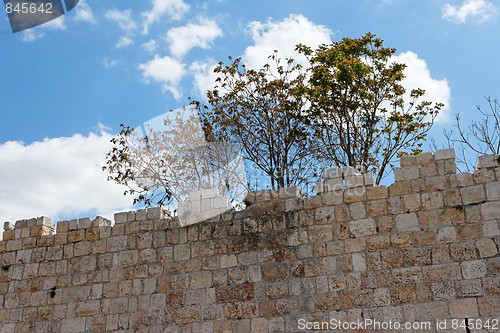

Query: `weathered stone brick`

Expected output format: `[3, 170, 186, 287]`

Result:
[422, 263, 461, 283]
[456, 224, 481, 240]
[449, 298, 479, 318]
[348, 218, 376, 237]
[476, 238, 498, 258]
[395, 213, 420, 232]
[461, 184, 486, 205]
[461, 259, 487, 279]
[481, 201, 500, 220]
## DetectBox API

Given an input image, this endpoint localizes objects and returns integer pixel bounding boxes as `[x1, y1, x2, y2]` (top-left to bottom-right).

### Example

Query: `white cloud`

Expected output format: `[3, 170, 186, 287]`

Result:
[392, 51, 452, 122]
[73, 0, 95, 24]
[166, 17, 222, 59]
[442, 0, 496, 24]
[244, 14, 332, 69]
[141, 0, 190, 34]
[116, 36, 134, 49]
[190, 59, 218, 99]
[0, 133, 132, 224]
[20, 16, 66, 42]
[44, 16, 66, 30]
[21, 30, 44, 42]
[142, 39, 159, 53]
[105, 9, 138, 33]
[103, 58, 119, 69]
[139, 55, 186, 99]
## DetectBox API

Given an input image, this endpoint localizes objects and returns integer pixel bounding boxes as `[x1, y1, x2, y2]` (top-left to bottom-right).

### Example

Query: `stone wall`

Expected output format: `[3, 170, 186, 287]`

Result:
[0, 149, 499, 333]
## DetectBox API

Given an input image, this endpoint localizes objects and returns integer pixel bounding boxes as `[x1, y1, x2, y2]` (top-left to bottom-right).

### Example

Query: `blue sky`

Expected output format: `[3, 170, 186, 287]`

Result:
[0, 0, 498, 223]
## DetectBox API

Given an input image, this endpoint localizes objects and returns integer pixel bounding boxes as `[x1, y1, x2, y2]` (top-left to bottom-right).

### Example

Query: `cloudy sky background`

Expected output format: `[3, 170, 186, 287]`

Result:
[0, 0, 498, 223]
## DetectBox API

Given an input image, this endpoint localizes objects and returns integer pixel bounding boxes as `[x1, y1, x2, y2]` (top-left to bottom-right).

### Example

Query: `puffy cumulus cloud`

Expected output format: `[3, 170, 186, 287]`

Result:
[139, 55, 186, 99]
[392, 51, 452, 122]
[244, 14, 332, 69]
[166, 17, 222, 59]
[115, 36, 134, 49]
[104, 9, 138, 33]
[141, 0, 190, 34]
[442, 0, 497, 24]
[20, 16, 66, 42]
[73, 0, 95, 24]
[190, 59, 218, 99]
[0, 133, 133, 224]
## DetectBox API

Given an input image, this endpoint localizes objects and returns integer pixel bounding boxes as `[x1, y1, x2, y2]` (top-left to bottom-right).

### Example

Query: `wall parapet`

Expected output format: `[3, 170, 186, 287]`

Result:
[0, 148, 499, 332]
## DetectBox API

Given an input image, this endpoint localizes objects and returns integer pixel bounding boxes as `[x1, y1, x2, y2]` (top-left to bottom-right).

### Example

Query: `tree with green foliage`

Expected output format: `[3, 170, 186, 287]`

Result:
[194, 52, 317, 191]
[296, 32, 444, 184]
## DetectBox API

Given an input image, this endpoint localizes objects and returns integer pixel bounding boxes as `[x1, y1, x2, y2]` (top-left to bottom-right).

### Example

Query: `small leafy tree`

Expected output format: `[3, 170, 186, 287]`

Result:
[103, 106, 248, 207]
[195, 52, 318, 191]
[296, 33, 444, 183]
[441, 96, 500, 171]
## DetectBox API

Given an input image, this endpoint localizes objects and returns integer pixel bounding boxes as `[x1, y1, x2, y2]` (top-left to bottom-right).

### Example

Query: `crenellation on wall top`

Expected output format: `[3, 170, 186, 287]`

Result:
[1, 148, 499, 243]
[478, 154, 500, 169]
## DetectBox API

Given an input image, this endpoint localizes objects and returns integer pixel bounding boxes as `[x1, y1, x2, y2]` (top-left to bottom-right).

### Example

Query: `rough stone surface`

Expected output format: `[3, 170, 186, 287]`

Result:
[0, 149, 499, 332]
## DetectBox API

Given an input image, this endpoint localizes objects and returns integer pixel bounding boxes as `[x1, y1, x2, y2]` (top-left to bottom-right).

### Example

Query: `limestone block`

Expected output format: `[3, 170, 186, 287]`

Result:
[486, 181, 500, 200]
[434, 148, 456, 160]
[456, 279, 483, 297]
[456, 172, 474, 187]
[349, 204, 369, 224]
[419, 162, 438, 177]
[77, 218, 92, 229]
[342, 166, 356, 177]
[422, 263, 461, 283]
[400, 154, 416, 167]
[315, 206, 335, 221]
[348, 218, 376, 237]
[461, 185, 486, 205]
[404, 166, 420, 180]
[482, 220, 500, 237]
[92, 216, 112, 227]
[461, 259, 487, 279]
[344, 175, 364, 189]
[389, 181, 412, 196]
[68, 219, 79, 231]
[3, 222, 14, 231]
[35, 216, 52, 227]
[61, 318, 86, 333]
[114, 212, 128, 224]
[363, 173, 374, 186]
[279, 186, 300, 198]
[321, 190, 344, 205]
[324, 178, 343, 192]
[437, 158, 457, 175]
[395, 213, 420, 232]
[135, 209, 148, 221]
[220, 254, 237, 268]
[478, 154, 500, 169]
[3, 229, 14, 240]
[393, 167, 404, 182]
[480, 201, 500, 220]
[449, 298, 479, 318]
[352, 253, 366, 272]
[366, 186, 388, 199]
[473, 168, 496, 184]
[436, 226, 457, 244]
[476, 238, 498, 258]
